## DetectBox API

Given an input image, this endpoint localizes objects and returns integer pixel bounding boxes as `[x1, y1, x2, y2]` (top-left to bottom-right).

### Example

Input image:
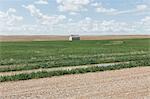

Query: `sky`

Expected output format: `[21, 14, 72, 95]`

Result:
[0, 0, 150, 35]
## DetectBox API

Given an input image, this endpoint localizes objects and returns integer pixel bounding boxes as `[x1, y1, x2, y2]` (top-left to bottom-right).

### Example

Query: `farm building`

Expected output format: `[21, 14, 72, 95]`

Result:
[69, 35, 80, 41]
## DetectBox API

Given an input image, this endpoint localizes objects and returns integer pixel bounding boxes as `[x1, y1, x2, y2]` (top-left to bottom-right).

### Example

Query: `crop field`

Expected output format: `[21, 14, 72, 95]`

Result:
[0, 38, 150, 82]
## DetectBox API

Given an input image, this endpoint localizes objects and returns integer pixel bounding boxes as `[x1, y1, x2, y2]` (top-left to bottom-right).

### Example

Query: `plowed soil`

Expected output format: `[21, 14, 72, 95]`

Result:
[0, 67, 150, 99]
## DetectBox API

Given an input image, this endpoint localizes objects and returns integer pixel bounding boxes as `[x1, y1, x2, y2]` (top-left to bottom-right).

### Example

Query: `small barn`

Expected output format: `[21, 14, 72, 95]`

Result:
[69, 35, 80, 41]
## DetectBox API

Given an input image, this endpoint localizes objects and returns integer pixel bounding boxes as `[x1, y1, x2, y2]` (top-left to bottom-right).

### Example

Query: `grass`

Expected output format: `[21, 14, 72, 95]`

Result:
[0, 39, 150, 67]
[0, 60, 149, 82]
[0, 38, 149, 82]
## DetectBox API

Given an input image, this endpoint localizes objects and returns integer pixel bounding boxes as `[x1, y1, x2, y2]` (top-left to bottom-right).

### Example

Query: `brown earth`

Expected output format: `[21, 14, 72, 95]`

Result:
[0, 35, 150, 41]
[81, 35, 150, 40]
[0, 67, 150, 99]
[0, 35, 68, 41]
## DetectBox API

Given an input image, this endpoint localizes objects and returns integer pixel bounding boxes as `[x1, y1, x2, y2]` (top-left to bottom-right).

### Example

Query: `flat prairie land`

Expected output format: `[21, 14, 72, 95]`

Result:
[0, 35, 150, 41]
[0, 67, 150, 99]
[0, 38, 149, 80]
[0, 37, 150, 98]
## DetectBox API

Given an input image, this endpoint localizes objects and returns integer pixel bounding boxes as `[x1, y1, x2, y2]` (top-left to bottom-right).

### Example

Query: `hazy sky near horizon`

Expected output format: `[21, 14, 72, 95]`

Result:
[0, 0, 150, 35]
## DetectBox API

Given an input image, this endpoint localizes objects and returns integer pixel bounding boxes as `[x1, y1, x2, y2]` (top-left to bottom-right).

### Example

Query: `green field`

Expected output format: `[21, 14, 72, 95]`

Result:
[0, 38, 150, 82]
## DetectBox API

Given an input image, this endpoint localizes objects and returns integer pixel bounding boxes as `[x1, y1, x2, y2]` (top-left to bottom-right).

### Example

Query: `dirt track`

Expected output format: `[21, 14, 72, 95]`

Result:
[0, 67, 150, 99]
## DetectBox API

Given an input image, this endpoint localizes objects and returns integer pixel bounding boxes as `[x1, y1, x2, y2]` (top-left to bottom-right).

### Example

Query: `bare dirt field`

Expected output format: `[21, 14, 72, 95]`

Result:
[81, 35, 150, 40]
[0, 67, 150, 99]
[0, 35, 150, 41]
[0, 35, 68, 41]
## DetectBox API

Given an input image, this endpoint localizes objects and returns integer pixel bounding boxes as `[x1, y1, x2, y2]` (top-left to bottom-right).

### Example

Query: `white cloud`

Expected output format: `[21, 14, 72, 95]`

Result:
[56, 0, 92, 13]
[0, 5, 67, 35]
[91, 2, 118, 14]
[0, 8, 23, 33]
[91, 2, 100, 7]
[23, 4, 66, 25]
[68, 18, 73, 22]
[0, 8, 23, 26]
[69, 12, 78, 15]
[79, 18, 134, 33]
[0, 24, 51, 35]
[1, 5, 150, 35]
[1, 16, 150, 35]
[141, 16, 150, 23]
[92, 3, 149, 15]
[113, 4, 149, 15]
[34, 0, 48, 5]
[96, 7, 117, 13]
[139, 16, 150, 32]
[136, 4, 148, 11]
[4, 4, 67, 35]
[22, 5, 41, 17]
[7, 8, 16, 13]
[59, 17, 136, 35]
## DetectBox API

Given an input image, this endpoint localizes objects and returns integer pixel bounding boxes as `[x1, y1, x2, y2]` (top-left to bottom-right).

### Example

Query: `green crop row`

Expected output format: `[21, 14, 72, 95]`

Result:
[0, 60, 149, 82]
[0, 54, 149, 72]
